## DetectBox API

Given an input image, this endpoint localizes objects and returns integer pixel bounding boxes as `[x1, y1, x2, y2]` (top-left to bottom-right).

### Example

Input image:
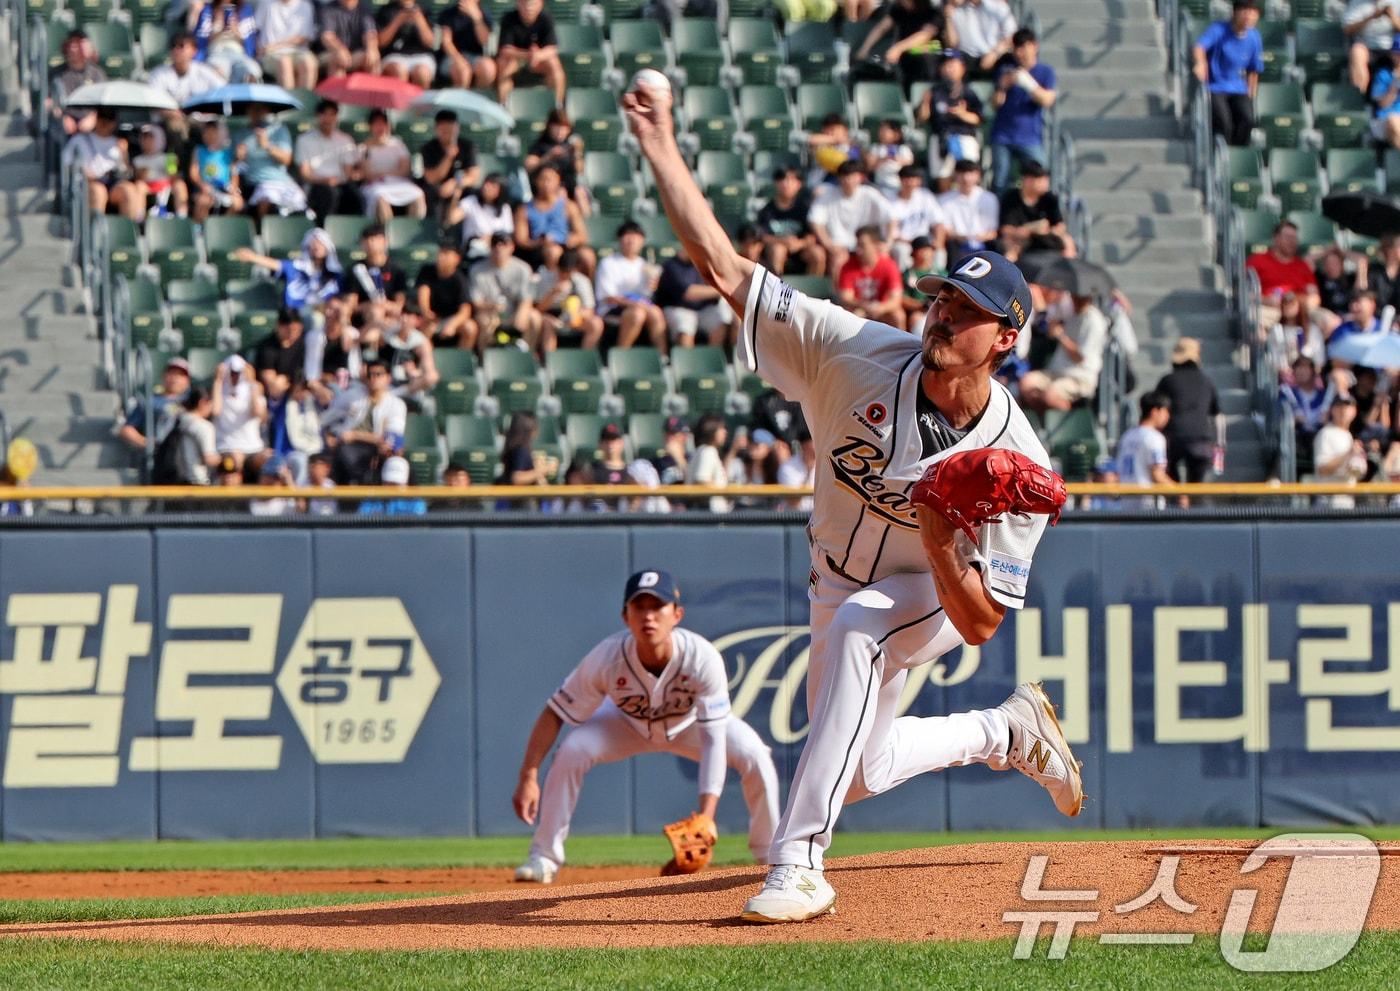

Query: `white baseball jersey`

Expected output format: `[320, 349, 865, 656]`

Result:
[736, 266, 1050, 608]
[547, 627, 732, 742]
[1116, 424, 1167, 486]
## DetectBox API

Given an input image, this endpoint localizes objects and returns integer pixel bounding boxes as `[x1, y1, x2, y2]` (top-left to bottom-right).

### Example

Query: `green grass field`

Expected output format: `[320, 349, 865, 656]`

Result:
[0, 829, 1393, 990]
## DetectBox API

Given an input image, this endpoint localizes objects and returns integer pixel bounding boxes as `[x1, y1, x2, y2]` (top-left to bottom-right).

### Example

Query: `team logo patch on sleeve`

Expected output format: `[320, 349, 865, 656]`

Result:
[865, 403, 887, 424]
[772, 283, 795, 324]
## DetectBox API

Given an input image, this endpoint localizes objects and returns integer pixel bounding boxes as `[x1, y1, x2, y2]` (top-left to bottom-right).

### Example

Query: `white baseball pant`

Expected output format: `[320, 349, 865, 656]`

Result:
[529, 700, 781, 868]
[767, 555, 1012, 871]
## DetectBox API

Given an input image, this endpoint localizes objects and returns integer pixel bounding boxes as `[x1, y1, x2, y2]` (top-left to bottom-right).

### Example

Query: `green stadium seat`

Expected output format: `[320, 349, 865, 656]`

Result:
[670, 345, 728, 379]
[225, 279, 282, 313]
[1326, 148, 1380, 194]
[403, 412, 439, 450]
[261, 215, 315, 258]
[484, 347, 543, 414]
[727, 17, 782, 85]
[565, 88, 622, 153]
[507, 89, 558, 145]
[1286, 210, 1338, 252]
[232, 309, 278, 349]
[337, 103, 373, 143]
[684, 86, 738, 153]
[203, 215, 256, 286]
[784, 20, 839, 84]
[83, 21, 135, 77]
[124, 275, 165, 349]
[1269, 148, 1323, 213]
[545, 349, 606, 415]
[1254, 82, 1306, 149]
[595, 0, 645, 21]
[607, 347, 667, 414]
[557, 23, 606, 89]
[166, 276, 221, 312]
[395, 117, 435, 156]
[796, 83, 848, 132]
[138, 24, 169, 69]
[638, 213, 680, 262]
[698, 151, 752, 217]
[184, 347, 223, 386]
[324, 214, 371, 264]
[172, 310, 222, 351]
[672, 346, 730, 416]
[738, 85, 792, 153]
[433, 377, 482, 419]
[735, 369, 768, 404]
[1238, 207, 1280, 256]
[1225, 146, 1264, 209]
[102, 216, 142, 282]
[853, 81, 909, 131]
[628, 413, 669, 460]
[1310, 83, 1370, 148]
[433, 348, 478, 381]
[483, 346, 539, 384]
[387, 217, 436, 249]
[565, 413, 624, 463]
[145, 217, 199, 287]
[673, 19, 725, 87]
[127, 0, 166, 23]
[610, 20, 667, 79]
[583, 152, 638, 217]
[443, 413, 497, 452]
[1255, 20, 1291, 83]
[1294, 19, 1346, 86]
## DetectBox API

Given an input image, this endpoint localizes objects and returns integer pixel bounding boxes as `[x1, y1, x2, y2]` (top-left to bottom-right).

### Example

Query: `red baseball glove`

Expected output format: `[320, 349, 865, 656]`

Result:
[910, 448, 1067, 541]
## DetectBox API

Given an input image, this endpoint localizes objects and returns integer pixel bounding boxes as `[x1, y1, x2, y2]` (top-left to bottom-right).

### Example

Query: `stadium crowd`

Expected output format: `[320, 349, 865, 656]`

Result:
[51, 0, 1146, 507]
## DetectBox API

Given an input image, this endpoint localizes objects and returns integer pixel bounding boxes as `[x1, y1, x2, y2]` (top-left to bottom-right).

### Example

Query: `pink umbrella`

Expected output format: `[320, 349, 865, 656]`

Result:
[315, 73, 425, 111]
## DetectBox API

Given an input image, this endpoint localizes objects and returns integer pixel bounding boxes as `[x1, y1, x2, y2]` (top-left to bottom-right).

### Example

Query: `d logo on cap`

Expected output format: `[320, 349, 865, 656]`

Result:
[638, 571, 660, 588]
[955, 256, 993, 280]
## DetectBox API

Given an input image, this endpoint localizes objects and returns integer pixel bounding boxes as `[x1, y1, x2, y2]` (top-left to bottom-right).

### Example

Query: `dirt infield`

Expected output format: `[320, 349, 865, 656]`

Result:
[2, 841, 1397, 951]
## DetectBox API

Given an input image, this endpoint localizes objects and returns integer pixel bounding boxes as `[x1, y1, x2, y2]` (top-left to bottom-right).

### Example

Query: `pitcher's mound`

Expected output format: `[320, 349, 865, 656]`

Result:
[3, 841, 1398, 952]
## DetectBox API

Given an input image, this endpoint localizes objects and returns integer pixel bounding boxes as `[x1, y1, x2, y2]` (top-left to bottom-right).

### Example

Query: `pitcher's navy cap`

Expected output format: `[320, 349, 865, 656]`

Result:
[916, 251, 1033, 333]
[624, 569, 680, 606]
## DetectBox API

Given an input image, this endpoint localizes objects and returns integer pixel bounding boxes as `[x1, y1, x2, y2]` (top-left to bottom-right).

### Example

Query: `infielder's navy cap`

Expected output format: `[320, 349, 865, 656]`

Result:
[624, 569, 681, 607]
[916, 251, 1033, 333]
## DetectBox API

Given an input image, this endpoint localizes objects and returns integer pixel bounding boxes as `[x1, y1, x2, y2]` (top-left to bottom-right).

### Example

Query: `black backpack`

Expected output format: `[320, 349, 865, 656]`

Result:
[150, 415, 184, 484]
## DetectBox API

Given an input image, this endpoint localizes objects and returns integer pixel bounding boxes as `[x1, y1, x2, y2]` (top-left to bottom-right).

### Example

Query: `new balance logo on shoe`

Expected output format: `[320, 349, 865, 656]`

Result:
[1027, 738, 1051, 774]
[796, 876, 817, 895]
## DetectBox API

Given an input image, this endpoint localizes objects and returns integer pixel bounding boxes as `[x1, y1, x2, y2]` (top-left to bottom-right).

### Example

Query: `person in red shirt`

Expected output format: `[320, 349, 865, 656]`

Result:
[836, 225, 906, 330]
[1245, 220, 1340, 337]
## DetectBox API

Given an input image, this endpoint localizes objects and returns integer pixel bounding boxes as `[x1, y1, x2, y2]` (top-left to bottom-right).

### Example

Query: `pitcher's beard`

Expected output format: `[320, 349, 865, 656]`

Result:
[922, 322, 952, 371]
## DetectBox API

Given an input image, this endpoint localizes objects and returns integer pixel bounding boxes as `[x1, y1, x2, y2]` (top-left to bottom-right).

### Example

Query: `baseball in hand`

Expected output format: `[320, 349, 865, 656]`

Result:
[630, 68, 672, 98]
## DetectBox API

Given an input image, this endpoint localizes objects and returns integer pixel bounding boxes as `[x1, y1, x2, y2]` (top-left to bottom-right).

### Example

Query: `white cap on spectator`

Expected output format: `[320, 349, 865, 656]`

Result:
[382, 456, 410, 486]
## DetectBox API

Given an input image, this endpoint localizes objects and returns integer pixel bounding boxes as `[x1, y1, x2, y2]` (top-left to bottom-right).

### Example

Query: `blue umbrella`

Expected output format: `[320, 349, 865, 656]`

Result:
[409, 88, 514, 130]
[1355, 333, 1400, 369]
[181, 83, 302, 116]
[1328, 331, 1389, 365]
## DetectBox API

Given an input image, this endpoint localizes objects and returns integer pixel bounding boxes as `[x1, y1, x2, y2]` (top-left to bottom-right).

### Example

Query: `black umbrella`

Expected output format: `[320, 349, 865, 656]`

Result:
[1022, 256, 1116, 297]
[1015, 250, 1068, 285]
[1321, 191, 1400, 239]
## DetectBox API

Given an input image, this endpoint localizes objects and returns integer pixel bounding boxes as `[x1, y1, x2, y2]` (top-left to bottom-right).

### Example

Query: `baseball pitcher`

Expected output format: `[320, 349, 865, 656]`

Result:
[512, 569, 780, 884]
[621, 77, 1084, 923]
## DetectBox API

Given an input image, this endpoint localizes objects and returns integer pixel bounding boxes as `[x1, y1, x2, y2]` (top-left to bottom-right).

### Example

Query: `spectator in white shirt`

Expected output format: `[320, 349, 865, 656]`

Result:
[451, 172, 514, 258]
[1019, 292, 1108, 410]
[295, 99, 361, 221]
[147, 32, 226, 145]
[594, 220, 665, 350]
[175, 387, 220, 486]
[1313, 395, 1368, 507]
[62, 109, 147, 222]
[257, 0, 319, 88]
[328, 359, 407, 483]
[687, 412, 731, 513]
[211, 355, 269, 473]
[1346, 0, 1400, 93]
[1115, 391, 1171, 508]
[808, 160, 896, 281]
[948, 0, 1017, 76]
[886, 165, 947, 270]
[936, 158, 999, 265]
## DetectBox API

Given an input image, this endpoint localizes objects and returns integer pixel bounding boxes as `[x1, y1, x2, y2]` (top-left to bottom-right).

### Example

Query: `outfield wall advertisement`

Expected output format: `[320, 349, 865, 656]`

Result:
[0, 521, 1397, 840]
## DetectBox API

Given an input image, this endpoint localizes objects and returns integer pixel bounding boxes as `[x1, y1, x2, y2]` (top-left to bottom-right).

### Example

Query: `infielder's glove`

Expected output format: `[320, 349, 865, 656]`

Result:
[659, 813, 717, 876]
[910, 449, 1067, 541]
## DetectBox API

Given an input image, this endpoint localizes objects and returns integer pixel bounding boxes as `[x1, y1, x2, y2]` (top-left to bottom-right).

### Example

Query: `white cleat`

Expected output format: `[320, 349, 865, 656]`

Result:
[513, 855, 558, 884]
[740, 864, 836, 923]
[996, 681, 1085, 817]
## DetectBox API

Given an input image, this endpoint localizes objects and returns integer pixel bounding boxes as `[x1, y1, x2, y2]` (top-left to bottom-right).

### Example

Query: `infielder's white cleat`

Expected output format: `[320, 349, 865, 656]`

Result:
[740, 864, 836, 923]
[513, 855, 558, 884]
[996, 681, 1084, 817]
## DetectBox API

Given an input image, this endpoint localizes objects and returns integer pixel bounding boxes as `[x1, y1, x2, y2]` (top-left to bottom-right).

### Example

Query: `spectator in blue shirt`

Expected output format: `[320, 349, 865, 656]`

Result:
[1370, 37, 1400, 148]
[357, 455, 427, 515]
[1193, 0, 1264, 147]
[989, 28, 1056, 192]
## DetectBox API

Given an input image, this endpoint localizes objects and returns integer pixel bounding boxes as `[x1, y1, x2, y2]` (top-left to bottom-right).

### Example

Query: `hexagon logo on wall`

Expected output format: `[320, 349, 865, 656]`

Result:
[276, 598, 441, 764]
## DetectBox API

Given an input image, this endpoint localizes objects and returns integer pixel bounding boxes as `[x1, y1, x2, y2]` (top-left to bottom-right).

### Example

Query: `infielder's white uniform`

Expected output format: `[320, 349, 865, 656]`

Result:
[529, 627, 781, 867]
[737, 266, 1051, 871]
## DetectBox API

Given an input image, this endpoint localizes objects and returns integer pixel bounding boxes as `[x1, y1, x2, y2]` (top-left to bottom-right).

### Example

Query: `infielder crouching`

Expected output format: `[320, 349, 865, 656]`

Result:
[512, 569, 780, 884]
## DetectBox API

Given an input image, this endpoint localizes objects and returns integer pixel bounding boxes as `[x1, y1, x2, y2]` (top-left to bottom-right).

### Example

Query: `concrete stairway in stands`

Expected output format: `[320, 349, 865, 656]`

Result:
[0, 115, 134, 486]
[1038, 0, 1265, 480]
